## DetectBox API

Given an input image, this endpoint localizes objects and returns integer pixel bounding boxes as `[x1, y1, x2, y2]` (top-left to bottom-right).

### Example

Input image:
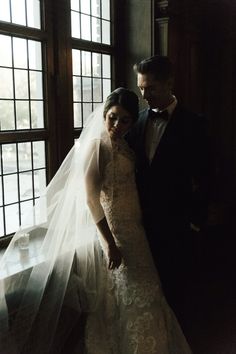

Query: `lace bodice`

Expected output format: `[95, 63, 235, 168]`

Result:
[101, 139, 142, 233]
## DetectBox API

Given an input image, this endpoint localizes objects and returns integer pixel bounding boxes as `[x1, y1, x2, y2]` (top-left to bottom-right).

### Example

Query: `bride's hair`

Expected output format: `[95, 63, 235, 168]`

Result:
[103, 87, 139, 122]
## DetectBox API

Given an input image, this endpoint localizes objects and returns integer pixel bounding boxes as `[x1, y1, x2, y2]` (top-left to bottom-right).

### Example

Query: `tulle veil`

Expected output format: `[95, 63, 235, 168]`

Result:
[0, 104, 111, 353]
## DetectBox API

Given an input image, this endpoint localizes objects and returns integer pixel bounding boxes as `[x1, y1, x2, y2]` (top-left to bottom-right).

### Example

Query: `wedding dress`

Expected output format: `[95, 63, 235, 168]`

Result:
[83, 137, 192, 354]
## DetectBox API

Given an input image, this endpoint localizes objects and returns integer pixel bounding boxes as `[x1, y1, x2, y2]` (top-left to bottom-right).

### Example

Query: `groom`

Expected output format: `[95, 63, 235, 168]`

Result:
[126, 55, 209, 312]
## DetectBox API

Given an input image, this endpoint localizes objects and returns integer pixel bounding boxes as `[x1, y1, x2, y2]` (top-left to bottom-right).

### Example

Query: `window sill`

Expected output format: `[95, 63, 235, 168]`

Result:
[0, 228, 47, 281]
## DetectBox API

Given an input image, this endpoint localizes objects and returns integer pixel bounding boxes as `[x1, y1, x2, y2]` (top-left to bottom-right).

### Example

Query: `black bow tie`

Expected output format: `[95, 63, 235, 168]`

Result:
[149, 109, 169, 121]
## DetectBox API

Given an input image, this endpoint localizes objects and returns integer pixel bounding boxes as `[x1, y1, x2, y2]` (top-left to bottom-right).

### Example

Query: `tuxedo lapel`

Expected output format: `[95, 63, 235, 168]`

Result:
[150, 105, 181, 165]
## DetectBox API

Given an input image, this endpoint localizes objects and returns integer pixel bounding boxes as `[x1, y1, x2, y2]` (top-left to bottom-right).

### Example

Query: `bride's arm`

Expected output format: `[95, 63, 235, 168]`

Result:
[84, 140, 122, 269]
[96, 218, 122, 270]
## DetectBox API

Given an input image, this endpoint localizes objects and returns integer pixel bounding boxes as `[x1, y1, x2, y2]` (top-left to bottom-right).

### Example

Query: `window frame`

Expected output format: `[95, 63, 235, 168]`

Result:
[0, 0, 119, 242]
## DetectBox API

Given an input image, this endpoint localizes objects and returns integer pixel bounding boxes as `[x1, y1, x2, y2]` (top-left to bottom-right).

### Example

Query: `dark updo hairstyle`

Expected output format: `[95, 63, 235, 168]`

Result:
[133, 55, 173, 82]
[103, 87, 139, 123]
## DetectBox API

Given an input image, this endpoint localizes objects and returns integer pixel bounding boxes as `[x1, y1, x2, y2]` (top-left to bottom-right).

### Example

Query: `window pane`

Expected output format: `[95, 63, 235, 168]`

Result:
[13, 37, 28, 69]
[81, 0, 90, 15]
[5, 203, 19, 234]
[31, 100, 44, 128]
[103, 54, 111, 78]
[4, 174, 18, 204]
[33, 141, 45, 169]
[2, 144, 17, 174]
[71, 11, 80, 38]
[103, 78, 111, 99]
[92, 53, 101, 77]
[71, 0, 79, 11]
[81, 14, 91, 41]
[0, 35, 12, 67]
[91, 0, 100, 17]
[72, 49, 81, 76]
[18, 142, 32, 172]
[102, 20, 110, 45]
[28, 40, 42, 70]
[0, 68, 13, 99]
[0, 178, 3, 206]
[34, 169, 46, 198]
[83, 103, 92, 123]
[0, 0, 10, 22]
[27, 0, 41, 29]
[0, 100, 15, 130]
[16, 101, 30, 129]
[82, 77, 92, 102]
[30, 71, 43, 99]
[81, 51, 91, 76]
[73, 76, 81, 102]
[102, 0, 110, 20]
[93, 78, 102, 102]
[11, 0, 26, 26]
[0, 207, 4, 237]
[15, 70, 29, 99]
[19, 172, 33, 201]
[20, 199, 34, 225]
[73, 103, 82, 128]
[92, 17, 101, 43]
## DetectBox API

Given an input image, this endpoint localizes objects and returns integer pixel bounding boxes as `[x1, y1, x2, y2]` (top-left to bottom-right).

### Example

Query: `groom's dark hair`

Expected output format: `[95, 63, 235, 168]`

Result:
[133, 55, 173, 81]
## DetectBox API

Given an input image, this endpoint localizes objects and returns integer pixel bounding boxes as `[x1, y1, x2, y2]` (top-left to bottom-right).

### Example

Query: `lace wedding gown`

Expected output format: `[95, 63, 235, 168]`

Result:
[84, 138, 192, 354]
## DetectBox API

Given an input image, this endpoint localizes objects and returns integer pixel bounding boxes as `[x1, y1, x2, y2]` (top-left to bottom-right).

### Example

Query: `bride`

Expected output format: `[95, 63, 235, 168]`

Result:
[0, 88, 192, 354]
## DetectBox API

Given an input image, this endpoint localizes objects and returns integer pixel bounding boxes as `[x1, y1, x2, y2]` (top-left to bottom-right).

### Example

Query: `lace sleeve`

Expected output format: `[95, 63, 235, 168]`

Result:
[84, 139, 105, 224]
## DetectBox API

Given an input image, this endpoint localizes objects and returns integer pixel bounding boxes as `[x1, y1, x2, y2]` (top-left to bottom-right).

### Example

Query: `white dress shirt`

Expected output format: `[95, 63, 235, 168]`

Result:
[146, 96, 177, 163]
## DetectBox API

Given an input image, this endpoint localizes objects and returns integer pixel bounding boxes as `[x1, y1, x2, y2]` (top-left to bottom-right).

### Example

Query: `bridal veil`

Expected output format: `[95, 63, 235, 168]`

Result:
[0, 104, 112, 353]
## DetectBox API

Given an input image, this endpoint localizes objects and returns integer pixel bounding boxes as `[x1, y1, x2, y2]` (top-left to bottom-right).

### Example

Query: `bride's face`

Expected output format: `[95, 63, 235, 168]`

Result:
[105, 105, 133, 139]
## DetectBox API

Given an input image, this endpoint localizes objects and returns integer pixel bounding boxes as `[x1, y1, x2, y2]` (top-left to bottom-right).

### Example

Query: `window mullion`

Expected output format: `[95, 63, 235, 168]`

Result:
[51, 0, 74, 164]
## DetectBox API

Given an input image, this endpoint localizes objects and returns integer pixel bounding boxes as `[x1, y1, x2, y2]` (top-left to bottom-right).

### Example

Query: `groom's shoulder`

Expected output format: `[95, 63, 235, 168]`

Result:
[174, 104, 206, 125]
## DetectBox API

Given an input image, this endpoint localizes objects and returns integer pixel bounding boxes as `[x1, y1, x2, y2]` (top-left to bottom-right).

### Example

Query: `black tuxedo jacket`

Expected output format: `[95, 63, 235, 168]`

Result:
[126, 104, 209, 242]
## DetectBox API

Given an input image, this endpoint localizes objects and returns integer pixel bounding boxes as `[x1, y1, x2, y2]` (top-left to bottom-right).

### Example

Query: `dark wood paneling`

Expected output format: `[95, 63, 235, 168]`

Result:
[155, 0, 236, 205]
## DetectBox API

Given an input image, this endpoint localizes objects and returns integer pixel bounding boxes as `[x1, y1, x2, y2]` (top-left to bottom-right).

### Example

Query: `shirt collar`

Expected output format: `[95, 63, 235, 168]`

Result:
[152, 95, 177, 117]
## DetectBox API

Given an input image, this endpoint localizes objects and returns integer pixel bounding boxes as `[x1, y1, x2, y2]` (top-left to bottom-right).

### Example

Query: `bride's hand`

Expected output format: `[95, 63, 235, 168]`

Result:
[107, 243, 122, 270]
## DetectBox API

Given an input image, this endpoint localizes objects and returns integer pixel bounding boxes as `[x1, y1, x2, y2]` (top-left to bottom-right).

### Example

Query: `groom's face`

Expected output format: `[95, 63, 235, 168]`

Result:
[137, 72, 172, 110]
